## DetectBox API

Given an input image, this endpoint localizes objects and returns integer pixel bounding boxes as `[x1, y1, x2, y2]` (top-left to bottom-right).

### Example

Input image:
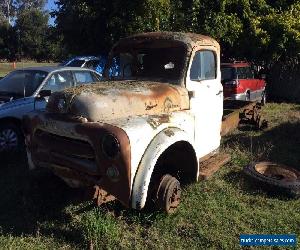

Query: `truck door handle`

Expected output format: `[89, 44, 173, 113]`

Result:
[216, 90, 223, 96]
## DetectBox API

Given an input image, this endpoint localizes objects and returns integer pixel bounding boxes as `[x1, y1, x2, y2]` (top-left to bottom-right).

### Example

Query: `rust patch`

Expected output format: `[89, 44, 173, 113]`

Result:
[164, 129, 175, 137]
[46, 81, 189, 122]
[198, 153, 231, 180]
[24, 111, 132, 207]
[145, 103, 158, 110]
[147, 114, 170, 129]
[93, 185, 116, 206]
[117, 32, 219, 52]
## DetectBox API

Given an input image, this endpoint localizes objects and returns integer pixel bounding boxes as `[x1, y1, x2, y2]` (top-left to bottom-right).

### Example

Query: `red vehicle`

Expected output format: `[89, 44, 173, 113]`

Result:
[221, 62, 266, 104]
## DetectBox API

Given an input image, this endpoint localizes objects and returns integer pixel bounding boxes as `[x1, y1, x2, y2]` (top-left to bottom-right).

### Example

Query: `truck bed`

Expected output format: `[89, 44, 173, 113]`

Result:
[221, 99, 260, 136]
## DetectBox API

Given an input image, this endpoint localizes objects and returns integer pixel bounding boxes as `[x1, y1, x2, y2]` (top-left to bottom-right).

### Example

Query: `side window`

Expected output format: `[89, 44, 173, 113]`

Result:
[245, 67, 254, 79]
[190, 50, 216, 81]
[237, 67, 248, 79]
[41, 71, 73, 92]
[74, 71, 94, 85]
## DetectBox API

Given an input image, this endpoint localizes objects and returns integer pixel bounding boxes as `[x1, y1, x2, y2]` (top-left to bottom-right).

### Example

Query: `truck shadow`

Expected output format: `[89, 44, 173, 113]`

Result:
[222, 121, 300, 196]
[0, 154, 160, 245]
[0, 155, 86, 245]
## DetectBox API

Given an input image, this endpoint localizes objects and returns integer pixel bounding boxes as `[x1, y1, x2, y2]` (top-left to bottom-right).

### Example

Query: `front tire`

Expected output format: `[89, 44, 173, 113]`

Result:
[0, 122, 23, 153]
[156, 174, 181, 214]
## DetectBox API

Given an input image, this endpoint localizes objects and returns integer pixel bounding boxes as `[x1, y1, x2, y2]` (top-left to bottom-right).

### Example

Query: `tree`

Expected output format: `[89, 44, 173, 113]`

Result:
[0, 0, 14, 24]
[14, 0, 46, 12]
[15, 9, 49, 60]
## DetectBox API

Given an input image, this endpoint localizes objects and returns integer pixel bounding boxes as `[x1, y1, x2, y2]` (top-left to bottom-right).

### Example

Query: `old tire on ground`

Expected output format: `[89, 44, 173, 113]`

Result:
[243, 162, 300, 198]
[156, 174, 181, 214]
[0, 122, 23, 153]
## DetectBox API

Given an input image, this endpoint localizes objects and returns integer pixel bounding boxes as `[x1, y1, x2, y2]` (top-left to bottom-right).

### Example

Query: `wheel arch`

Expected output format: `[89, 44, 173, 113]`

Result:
[0, 117, 22, 128]
[131, 127, 198, 210]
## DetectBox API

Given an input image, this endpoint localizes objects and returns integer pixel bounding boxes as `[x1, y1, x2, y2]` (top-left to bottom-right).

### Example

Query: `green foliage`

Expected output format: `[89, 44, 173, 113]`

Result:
[0, 21, 18, 60]
[15, 9, 49, 60]
[81, 208, 121, 249]
[0, 0, 299, 65]
[53, 0, 299, 66]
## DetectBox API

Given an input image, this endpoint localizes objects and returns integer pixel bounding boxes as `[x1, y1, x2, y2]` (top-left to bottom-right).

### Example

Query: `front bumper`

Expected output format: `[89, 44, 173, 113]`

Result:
[24, 111, 131, 207]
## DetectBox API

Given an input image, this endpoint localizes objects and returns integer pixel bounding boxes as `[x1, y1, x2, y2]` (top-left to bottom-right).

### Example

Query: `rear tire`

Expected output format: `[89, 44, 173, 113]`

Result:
[261, 91, 267, 106]
[245, 91, 250, 101]
[156, 174, 181, 214]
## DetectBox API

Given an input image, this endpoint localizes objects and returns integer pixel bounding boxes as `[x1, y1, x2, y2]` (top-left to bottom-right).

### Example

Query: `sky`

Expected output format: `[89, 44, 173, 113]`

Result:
[45, 0, 57, 26]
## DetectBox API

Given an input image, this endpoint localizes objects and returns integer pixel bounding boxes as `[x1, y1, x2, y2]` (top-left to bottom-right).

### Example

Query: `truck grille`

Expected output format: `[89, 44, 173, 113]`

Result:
[34, 129, 95, 160]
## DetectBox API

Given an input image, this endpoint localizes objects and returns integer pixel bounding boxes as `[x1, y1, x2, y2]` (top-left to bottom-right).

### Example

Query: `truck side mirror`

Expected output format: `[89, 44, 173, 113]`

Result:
[38, 89, 52, 98]
[188, 90, 195, 99]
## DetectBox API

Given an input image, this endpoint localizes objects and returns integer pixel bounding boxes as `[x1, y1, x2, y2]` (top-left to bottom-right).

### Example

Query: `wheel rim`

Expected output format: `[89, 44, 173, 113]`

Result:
[0, 128, 18, 151]
[254, 162, 300, 182]
[157, 174, 182, 214]
[167, 184, 181, 213]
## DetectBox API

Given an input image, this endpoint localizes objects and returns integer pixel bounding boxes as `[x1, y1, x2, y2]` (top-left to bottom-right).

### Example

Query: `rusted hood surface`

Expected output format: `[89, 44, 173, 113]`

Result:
[47, 81, 189, 121]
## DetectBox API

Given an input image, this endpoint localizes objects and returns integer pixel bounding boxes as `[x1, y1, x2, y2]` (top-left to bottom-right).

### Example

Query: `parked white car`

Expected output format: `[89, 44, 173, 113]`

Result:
[0, 66, 101, 152]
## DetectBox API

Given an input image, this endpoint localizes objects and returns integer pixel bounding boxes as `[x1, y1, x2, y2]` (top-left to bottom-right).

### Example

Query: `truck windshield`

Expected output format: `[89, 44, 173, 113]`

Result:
[108, 45, 186, 84]
[0, 70, 48, 97]
[221, 67, 237, 82]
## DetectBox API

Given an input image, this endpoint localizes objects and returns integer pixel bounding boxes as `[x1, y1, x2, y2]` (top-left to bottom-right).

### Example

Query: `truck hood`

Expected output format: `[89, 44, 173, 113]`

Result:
[47, 81, 190, 121]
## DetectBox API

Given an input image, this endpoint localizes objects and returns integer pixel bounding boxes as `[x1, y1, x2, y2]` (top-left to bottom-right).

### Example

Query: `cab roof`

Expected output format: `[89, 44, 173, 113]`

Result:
[115, 32, 219, 51]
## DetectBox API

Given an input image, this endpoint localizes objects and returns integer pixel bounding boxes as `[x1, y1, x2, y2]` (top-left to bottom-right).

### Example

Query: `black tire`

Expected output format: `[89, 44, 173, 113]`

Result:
[156, 174, 181, 214]
[243, 162, 300, 198]
[245, 91, 250, 101]
[261, 91, 267, 106]
[0, 122, 24, 153]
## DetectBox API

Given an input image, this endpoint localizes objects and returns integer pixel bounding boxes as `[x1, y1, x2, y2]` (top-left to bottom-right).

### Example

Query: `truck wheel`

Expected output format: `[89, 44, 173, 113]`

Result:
[156, 174, 181, 214]
[261, 91, 267, 106]
[0, 122, 23, 153]
[245, 91, 250, 101]
[243, 162, 300, 198]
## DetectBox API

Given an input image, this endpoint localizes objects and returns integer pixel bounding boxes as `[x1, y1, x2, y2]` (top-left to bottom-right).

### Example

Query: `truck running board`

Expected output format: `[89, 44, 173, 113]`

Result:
[198, 153, 231, 180]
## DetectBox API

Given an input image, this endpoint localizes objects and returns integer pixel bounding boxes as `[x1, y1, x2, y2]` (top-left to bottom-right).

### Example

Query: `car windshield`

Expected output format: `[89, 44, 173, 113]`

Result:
[67, 60, 85, 67]
[221, 67, 237, 82]
[0, 70, 48, 97]
[108, 42, 187, 84]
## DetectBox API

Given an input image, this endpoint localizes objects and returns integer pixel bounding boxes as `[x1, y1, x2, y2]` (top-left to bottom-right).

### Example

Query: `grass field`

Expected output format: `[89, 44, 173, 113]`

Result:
[0, 62, 57, 77]
[0, 103, 299, 249]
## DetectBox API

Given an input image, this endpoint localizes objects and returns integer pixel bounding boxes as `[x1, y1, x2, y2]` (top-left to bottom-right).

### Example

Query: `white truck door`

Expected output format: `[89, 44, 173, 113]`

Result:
[186, 49, 223, 158]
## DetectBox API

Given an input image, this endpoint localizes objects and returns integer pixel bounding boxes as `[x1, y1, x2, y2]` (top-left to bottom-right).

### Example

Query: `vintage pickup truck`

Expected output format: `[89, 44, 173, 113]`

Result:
[24, 32, 264, 213]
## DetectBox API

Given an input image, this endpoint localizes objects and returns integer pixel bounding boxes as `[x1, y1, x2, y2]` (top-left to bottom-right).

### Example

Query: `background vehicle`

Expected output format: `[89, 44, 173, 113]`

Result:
[62, 56, 120, 77]
[221, 62, 266, 104]
[24, 33, 264, 214]
[61, 56, 104, 74]
[0, 66, 101, 152]
[62, 56, 100, 68]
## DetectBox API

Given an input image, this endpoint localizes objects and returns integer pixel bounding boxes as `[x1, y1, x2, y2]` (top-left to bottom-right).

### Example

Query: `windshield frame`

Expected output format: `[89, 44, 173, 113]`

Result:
[104, 39, 190, 86]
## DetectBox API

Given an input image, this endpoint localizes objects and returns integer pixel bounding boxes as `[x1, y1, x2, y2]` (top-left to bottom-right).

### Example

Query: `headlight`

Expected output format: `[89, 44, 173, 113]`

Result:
[101, 133, 120, 159]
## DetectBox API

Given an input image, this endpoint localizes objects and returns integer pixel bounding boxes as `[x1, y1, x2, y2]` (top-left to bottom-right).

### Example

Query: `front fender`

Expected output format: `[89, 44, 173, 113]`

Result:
[131, 127, 194, 210]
